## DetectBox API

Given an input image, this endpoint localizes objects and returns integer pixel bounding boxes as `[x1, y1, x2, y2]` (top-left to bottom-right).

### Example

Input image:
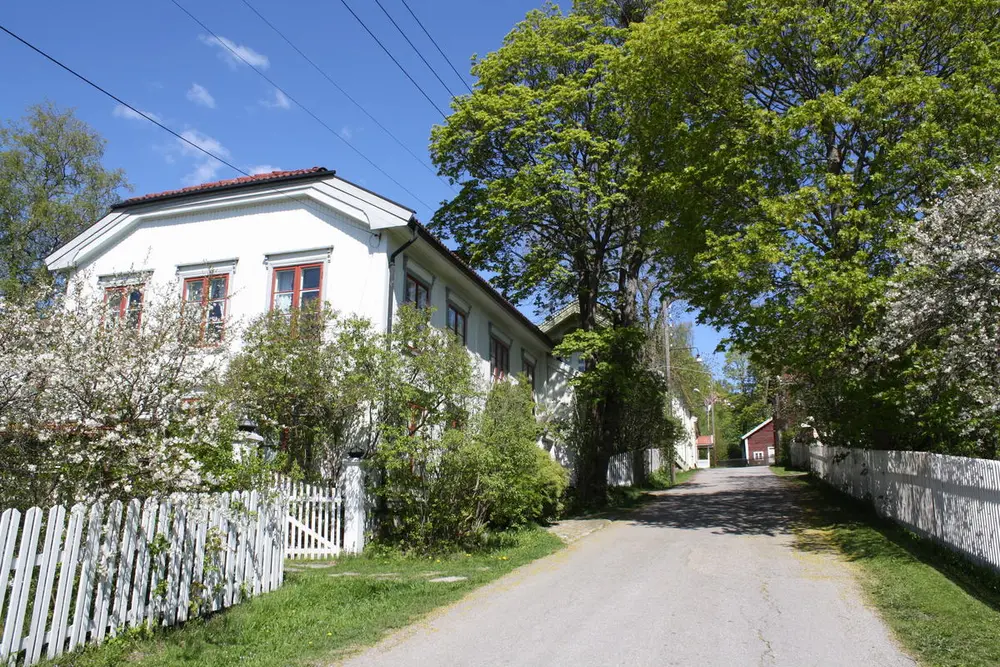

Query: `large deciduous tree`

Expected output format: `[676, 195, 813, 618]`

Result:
[0, 103, 129, 298]
[626, 0, 1000, 447]
[430, 1, 667, 501]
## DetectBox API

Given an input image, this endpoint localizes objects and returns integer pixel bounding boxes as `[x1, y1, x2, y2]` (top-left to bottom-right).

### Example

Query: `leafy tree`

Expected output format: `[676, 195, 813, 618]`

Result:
[870, 177, 1000, 458]
[371, 307, 566, 550]
[222, 304, 387, 480]
[0, 103, 129, 298]
[626, 0, 1000, 448]
[430, 2, 666, 501]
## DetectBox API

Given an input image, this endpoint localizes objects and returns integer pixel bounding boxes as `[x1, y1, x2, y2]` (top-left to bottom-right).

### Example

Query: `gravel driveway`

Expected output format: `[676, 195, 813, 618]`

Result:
[340, 467, 914, 667]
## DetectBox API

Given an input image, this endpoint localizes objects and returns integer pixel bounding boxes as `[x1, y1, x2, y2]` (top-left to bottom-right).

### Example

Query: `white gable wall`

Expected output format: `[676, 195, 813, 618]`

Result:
[69, 197, 390, 344]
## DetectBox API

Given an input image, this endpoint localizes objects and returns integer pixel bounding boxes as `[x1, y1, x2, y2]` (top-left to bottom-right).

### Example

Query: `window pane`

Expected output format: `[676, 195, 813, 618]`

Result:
[185, 280, 203, 303]
[125, 289, 142, 328]
[208, 301, 224, 321]
[209, 277, 227, 300]
[275, 269, 295, 293]
[301, 266, 321, 290]
[106, 290, 123, 318]
[274, 292, 293, 312]
[447, 307, 455, 329]
[406, 279, 415, 304]
[300, 290, 320, 307]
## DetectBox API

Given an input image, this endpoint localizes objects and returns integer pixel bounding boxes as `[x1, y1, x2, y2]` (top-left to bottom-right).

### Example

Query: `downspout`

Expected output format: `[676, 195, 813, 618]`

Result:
[385, 221, 418, 338]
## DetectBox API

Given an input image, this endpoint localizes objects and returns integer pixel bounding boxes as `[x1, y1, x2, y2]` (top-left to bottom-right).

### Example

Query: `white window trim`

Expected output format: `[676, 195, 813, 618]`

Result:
[264, 247, 332, 311]
[98, 270, 153, 288]
[264, 246, 333, 268]
[402, 256, 435, 285]
[176, 258, 238, 280]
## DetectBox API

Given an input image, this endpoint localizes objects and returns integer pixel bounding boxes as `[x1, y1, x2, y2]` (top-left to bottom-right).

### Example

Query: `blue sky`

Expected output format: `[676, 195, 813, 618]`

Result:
[0, 0, 727, 367]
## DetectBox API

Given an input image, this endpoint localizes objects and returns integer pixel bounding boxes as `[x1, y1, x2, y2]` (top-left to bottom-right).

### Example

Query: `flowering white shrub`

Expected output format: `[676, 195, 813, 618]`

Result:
[871, 178, 1000, 457]
[0, 281, 238, 507]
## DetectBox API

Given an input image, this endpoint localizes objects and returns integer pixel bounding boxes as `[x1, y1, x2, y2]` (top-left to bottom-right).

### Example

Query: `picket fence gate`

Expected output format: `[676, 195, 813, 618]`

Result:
[278, 460, 366, 559]
[0, 491, 284, 667]
[278, 477, 344, 559]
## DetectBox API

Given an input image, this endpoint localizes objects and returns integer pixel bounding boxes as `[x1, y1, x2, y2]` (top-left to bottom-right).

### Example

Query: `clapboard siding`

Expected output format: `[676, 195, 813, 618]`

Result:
[0, 492, 285, 666]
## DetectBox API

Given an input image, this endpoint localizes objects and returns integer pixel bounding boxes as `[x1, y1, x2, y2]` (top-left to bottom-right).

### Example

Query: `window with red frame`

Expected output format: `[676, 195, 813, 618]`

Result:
[446, 302, 467, 345]
[184, 275, 229, 343]
[271, 264, 322, 312]
[104, 285, 144, 329]
[490, 336, 510, 381]
[404, 273, 430, 309]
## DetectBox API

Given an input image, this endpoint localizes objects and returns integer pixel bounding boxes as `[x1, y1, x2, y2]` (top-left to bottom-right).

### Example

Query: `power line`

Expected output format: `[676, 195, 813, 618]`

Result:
[0, 22, 422, 222]
[370, 0, 457, 98]
[169, 0, 434, 211]
[335, 0, 449, 117]
[397, 0, 473, 94]
[239, 0, 448, 187]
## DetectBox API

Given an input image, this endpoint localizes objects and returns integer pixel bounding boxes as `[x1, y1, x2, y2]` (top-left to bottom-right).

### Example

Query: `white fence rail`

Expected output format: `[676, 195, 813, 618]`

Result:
[0, 491, 284, 666]
[803, 443, 1000, 572]
[608, 448, 665, 487]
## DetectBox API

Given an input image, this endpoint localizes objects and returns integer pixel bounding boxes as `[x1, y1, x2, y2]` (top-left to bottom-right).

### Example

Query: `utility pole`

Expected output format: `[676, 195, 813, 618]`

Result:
[661, 298, 675, 484]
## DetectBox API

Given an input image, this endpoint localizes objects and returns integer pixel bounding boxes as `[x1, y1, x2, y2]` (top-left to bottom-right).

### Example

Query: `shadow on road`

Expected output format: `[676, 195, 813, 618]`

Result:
[620, 471, 805, 537]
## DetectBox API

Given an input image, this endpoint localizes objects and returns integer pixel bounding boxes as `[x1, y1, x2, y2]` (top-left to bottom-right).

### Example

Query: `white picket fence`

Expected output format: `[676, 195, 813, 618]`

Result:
[802, 443, 1000, 573]
[0, 491, 284, 666]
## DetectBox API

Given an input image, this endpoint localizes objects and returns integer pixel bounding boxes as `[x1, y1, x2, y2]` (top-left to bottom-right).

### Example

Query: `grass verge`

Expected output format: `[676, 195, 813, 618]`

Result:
[45, 528, 562, 667]
[786, 474, 1000, 667]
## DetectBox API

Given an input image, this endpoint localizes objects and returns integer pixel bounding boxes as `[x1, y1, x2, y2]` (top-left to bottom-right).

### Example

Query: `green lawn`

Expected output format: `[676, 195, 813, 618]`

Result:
[787, 475, 1000, 667]
[46, 528, 563, 667]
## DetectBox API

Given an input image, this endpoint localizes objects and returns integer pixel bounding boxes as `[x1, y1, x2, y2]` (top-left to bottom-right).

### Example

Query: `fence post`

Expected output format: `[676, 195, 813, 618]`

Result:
[339, 458, 366, 554]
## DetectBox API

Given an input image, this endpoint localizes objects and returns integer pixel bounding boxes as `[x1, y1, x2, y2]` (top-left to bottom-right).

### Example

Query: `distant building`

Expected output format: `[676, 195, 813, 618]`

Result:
[695, 435, 714, 469]
[741, 418, 775, 465]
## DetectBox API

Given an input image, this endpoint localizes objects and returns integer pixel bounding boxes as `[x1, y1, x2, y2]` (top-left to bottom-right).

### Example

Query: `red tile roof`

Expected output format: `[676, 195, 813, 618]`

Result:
[113, 167, 330, 208]
[696, 435, 715, 446]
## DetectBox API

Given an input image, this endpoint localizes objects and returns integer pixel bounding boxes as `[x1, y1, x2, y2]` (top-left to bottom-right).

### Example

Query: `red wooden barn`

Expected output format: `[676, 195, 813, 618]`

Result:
[742, 418, 775, 465]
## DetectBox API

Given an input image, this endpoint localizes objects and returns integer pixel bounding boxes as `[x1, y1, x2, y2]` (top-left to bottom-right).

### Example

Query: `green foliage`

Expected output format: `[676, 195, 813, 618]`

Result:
[221, 304, 385, 480]
[556, 325, 679, 490]
[626, 0, 1000, 450]
[430, 2, 669, 501]
[0, 103, 129, 299]
[372, 363, 567, 551]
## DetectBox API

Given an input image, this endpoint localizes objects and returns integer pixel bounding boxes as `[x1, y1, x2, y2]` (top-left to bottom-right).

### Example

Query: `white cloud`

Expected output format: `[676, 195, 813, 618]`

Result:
[260, 89, 291, 110]
[339, 126, 352, 140]
[112, 104, 161, 124]
[249, 165, 280, 175]
[198, 34, 269, 69]
[186, 83, 216, 109]
[176, 129, 231, 185]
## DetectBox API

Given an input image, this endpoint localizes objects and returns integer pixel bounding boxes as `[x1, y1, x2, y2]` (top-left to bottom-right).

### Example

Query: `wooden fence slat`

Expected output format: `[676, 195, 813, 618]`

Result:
[69, 502, 104, 651]
[222, 493, 239, 607]
[0, 509, 20, 640]
[48, 504, 85, 659]
[1, 507, 41, 661]
[165, 499, 187, 627]
[92, 500, 123, 644]
[110, 499, 140, 637]
[147, 498, 170, 627]
[25, 505, 66, 664]
[233, 492, 248, 605]
[128, 498, 156, 628]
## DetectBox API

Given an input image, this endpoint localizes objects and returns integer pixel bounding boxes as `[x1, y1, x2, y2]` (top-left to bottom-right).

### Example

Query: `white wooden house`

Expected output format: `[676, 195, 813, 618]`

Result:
[44, 167, 566, 418]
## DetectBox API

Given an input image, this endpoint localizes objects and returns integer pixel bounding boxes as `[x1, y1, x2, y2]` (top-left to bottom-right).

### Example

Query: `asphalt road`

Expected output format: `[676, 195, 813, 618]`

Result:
[341, 467, 914, 667]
